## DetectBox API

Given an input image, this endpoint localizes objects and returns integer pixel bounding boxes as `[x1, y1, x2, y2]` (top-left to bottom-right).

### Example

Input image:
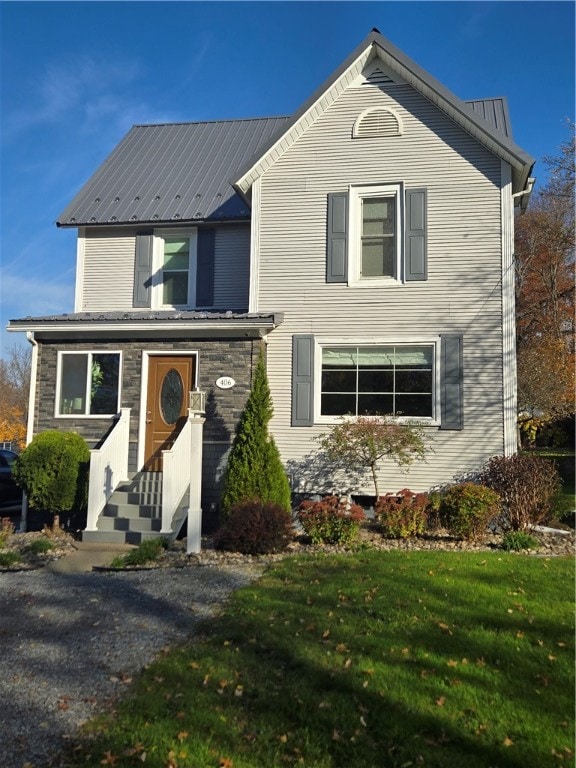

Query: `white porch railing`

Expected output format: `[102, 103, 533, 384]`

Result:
[161, 410, 205, 553]
[86, 408, 131, 531]
[161, 416, 192, 535]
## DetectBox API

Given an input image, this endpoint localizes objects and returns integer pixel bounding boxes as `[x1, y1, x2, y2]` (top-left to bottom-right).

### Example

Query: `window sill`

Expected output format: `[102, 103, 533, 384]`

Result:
[348, 277, 403, 288]
[315, 415, 439, 427]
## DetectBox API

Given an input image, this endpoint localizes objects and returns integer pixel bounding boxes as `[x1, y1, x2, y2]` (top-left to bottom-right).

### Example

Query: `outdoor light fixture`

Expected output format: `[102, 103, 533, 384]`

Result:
[189, 389, 206, 415]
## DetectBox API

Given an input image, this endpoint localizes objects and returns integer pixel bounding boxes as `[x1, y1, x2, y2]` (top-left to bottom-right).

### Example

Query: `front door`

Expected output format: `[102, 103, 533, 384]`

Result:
[144, 356, 195, 471]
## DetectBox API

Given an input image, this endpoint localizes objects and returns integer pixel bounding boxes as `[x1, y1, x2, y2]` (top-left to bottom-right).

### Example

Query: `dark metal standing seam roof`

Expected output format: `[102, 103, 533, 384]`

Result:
[56, 117, 290, 227]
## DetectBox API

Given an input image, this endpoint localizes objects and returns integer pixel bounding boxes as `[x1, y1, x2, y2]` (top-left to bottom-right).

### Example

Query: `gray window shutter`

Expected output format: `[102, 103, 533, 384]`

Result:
[326, 193, 348, 283]
[440, 334, 463, 430]
[292, 335, 315, 426]
[405, 189, 427, 281]
[133, 232, 153, 308]
[196, 229, 215, 307]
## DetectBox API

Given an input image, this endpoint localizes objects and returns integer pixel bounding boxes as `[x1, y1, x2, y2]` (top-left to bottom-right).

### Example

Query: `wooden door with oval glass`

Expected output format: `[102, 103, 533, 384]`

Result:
[144, 356, 195, 471]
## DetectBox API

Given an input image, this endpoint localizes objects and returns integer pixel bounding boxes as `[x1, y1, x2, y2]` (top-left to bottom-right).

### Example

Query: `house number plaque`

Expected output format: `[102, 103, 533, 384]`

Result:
[216, 376, 235, 389]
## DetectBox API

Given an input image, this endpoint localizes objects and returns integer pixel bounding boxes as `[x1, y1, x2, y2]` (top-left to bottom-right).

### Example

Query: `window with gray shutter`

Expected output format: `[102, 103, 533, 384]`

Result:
[196, 229, 215, 307]
[405, 189, 427, 281]
[292, 335, 315, 426]
[440, 334, 464, 430]
[133, 233, 153, 308]
[326, 193, 348, 283]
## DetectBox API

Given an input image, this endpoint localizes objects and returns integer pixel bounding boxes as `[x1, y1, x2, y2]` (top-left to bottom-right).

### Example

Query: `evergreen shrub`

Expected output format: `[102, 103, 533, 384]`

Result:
[297, 495, 366, 547]
[220, 351, 291, 515]
[214, 500, 293, 554]
[13, 431, 90, 522]
[375, 489, 428, 539]
[479, 454, 562, 531]
[439, 482, 501, 541]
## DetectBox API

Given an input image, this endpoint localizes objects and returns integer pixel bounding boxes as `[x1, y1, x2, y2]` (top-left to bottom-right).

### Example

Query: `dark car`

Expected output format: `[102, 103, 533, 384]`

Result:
[0, 449, 23, 513]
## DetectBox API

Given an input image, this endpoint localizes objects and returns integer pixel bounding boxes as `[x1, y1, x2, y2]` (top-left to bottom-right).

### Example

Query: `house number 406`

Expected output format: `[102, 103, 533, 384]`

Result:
[216, 376, 235, 389]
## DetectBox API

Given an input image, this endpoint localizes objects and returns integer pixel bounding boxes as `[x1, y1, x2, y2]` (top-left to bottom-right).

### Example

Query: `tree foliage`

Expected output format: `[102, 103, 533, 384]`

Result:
[317, 416, 429, 499]
[13, 430, 90, 515]
[220, 350, 291, 515]
[515, 122, 575, 420]
[0, 344, 31, 449]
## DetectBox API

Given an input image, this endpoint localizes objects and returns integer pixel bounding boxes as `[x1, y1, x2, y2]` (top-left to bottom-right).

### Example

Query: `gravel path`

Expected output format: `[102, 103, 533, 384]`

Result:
[0, 563, 264, 768]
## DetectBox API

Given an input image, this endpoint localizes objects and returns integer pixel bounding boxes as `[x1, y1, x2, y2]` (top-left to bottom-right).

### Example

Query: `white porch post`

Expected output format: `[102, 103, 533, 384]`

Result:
[187, 414, 205, 554]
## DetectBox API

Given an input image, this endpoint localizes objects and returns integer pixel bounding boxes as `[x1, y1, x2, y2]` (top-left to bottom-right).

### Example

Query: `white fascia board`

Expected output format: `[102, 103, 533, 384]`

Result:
[235, 47, 373, 195]
[7, 320, 279, 335]
[236, 36, 533, 196]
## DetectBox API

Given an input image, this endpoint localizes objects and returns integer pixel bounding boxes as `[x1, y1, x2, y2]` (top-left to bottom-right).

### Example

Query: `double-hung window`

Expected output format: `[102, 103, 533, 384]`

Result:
[320, 344, 434, 419]
[326, 185, 427, 284]
[162, 236, 192, 306]
[356, 187, 400, 281]
[57, 352, 121, 417]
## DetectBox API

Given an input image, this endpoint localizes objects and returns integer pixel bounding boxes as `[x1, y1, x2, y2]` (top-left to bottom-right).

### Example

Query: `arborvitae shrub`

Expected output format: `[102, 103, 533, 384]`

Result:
[220, 352, 291, 515]
[439, 482, 501, 541]
[13, 431, 90, 521]
[478, 453, 562, 531]
[375, 489, 428, 539]
[297, 495, 366, 547]
[214, 500, 293, 554]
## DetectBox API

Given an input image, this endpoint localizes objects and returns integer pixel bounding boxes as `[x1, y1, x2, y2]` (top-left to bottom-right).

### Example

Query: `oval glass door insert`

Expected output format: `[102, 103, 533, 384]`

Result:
[160, 368, 184, 424]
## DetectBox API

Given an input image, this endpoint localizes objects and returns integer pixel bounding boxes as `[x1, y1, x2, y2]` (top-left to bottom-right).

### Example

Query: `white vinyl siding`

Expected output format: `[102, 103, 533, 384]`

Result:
[255, 81, 505, 493]
[81, 229, 135, 311]
[79, 225, 251, 312]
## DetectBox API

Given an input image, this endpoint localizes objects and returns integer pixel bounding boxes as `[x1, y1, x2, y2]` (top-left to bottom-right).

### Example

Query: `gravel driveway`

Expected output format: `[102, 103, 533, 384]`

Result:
[0, 563, 263, 768]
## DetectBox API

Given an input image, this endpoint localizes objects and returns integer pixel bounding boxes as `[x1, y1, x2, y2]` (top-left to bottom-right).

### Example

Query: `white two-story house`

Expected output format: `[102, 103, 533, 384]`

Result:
[9, 29, 534, 545]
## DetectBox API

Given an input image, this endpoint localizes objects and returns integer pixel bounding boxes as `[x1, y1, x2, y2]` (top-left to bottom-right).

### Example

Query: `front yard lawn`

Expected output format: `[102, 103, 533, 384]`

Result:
[67, 551, 574, 767]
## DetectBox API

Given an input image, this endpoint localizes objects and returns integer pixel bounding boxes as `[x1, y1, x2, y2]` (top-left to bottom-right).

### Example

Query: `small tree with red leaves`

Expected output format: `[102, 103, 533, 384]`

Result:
[317, 416, 429, 499]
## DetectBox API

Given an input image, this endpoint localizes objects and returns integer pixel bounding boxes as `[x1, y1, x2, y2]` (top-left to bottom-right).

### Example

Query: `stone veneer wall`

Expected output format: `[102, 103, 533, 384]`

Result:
[34, 336, 263, 530]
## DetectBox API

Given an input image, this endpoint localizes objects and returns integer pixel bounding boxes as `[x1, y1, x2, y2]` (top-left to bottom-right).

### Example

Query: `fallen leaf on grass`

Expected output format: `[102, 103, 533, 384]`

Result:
[436, 696, 446, 707]
[503, 737, 514, 747]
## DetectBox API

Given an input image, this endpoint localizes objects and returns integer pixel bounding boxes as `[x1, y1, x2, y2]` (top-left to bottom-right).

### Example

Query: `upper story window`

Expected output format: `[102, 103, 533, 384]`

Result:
[57, 352, 121, 417]
[326, 186, 427, 285]
[161, 235, 193, 306]
[350, 184, 402, 285]
[155, 230, 197, 309]
[134, 228, 214, 310]
[360, 193, 397, 278]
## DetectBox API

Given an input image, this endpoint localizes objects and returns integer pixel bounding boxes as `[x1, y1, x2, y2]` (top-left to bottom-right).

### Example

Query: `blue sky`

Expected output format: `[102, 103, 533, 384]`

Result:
[1, 0, 574, 354]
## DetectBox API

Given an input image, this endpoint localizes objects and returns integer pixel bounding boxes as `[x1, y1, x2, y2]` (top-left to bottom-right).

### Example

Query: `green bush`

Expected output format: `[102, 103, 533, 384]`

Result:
[0, 551, 20, 567]
[25, 537, 54, 555]
[13, 430, 90, 518]
[214, 500, 293, 554]
[110, 537, 169, 568]
[297, 496, 366, 547]
[501, 531, 539, 552]
[479, 454, 562, 531]
[221, 352, 291, 516]
[439, 482, 501, 541]
[375, 489, 428, 539]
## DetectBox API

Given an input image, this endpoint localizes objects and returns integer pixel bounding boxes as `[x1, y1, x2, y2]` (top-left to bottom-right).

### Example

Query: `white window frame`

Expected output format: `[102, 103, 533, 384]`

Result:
[152, 228, 198, 310]
[55, 351, 122, 418]
[314, 337, 440, 426]
[348, 183, 403, 287]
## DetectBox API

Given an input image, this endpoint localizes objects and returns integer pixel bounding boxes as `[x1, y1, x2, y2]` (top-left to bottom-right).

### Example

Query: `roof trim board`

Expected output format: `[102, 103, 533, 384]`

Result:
[234, 29, 534, 196]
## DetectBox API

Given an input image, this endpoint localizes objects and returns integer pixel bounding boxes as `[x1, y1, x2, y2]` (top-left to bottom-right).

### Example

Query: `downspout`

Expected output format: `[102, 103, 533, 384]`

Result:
[20, 331, 39, 532]
[512, 177, 535, 213]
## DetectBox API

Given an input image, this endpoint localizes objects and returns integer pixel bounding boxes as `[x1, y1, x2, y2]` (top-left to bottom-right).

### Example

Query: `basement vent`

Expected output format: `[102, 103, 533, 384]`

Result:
[353, 107, 402, 139]
[362, 67, 395, 87]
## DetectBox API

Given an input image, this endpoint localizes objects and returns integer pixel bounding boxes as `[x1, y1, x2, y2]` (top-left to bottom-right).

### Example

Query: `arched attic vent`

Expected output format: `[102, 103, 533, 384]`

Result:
[352, 106, 403, 139]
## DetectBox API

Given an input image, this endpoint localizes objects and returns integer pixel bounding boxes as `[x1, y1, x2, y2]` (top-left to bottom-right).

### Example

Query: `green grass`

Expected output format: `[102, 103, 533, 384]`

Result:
[25, 537, 54, 555]
[0, 550, 20, 567]
[109, 537, 169, 568]
[64, 551, 574, 768]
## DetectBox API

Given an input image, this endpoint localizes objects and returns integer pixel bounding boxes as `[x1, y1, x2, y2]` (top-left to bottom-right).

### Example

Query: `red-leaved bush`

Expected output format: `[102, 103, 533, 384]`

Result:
[297, 495, 366, 546]
[375, 489, 429, 539]
[214, 499, 293, 554]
